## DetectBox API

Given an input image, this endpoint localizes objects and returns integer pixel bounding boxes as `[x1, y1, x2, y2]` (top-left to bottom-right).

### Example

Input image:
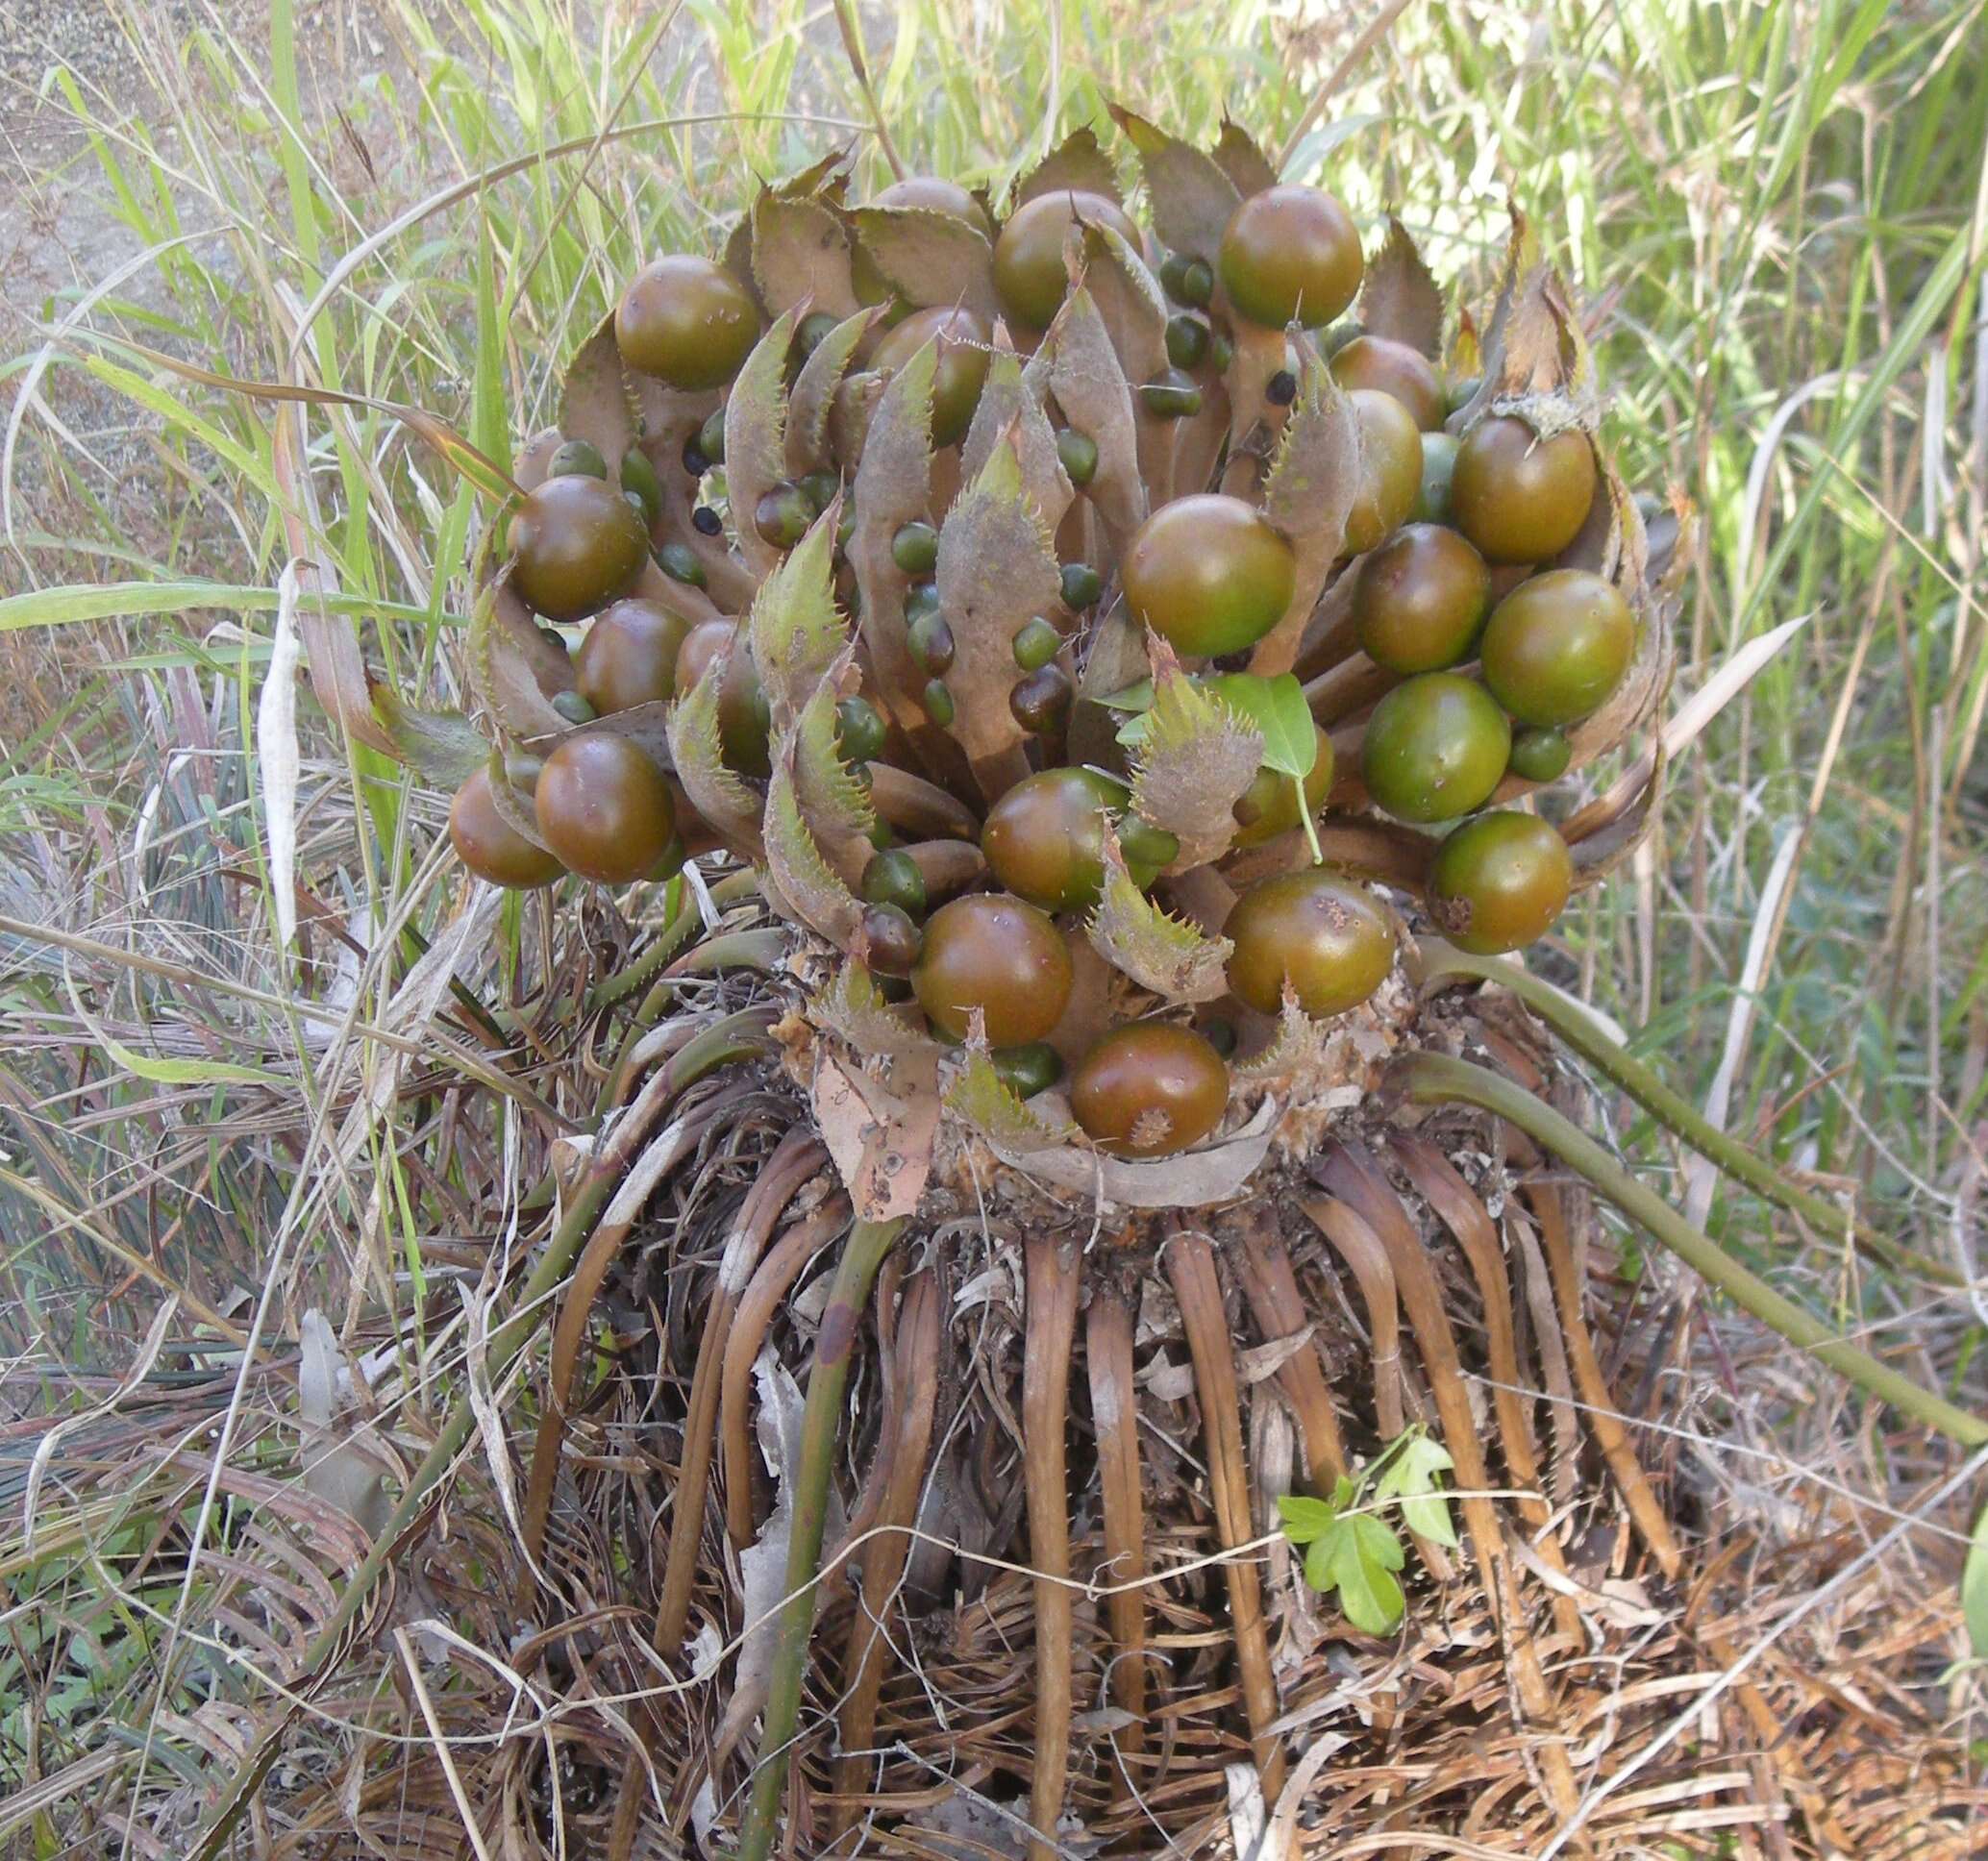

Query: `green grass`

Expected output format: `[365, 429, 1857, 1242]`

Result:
[1, 0, 1985, 1840]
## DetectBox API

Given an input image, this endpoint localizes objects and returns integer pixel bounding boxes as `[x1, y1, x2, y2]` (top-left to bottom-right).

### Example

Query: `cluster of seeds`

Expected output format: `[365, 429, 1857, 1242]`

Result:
[439, 121, 1667, 1161]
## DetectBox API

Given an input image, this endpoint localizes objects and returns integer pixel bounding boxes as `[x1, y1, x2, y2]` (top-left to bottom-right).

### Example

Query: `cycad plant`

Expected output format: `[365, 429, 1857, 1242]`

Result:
[204, 114, 1982, 1860]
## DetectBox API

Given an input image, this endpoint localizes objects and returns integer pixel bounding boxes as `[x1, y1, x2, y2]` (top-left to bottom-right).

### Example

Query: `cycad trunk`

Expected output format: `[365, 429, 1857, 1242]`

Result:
[241, 117, 1985, 1861]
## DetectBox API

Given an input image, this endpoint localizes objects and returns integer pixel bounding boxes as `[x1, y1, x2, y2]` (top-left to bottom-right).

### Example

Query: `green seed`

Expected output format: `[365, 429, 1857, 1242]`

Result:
[1178, 258, 1214, 309]
[548, 437, 608, 480]
[798, 469, 842, 516]
[1116, 814, 1179, 877]
[1206, 330, 1234, 375]
[1157, 252, 1193, 302]
[923, 679, 957, 727]
[908, 609, 956, 675]
[621, 446, 663, 525]
[860, 901, 923, 977]
[991, 1041, 1063, 1099]
[1056, 429, 1099, 486]
[836, 696, 887, 764]
[697, 409, 727, 466]
[1012, 616, 1062, 671]
[552, 690, 597, 725]
[1009, 663, 1072, 735]
[1141, 369, 1202, 418]
[904, 581, 940, 622]
[656, 541, 708, 588]
[1059, 562, 1103, 611]
[501, 750, 544, 794]
[861, 848, 928, 917]
[892, 520, 939, 575]
[754, 483, 812, 549]
[1201, 1017, 1237, 1058]
[1508, 725, 1573, 783]
[797, 310, 838, 357]
[1165, 312, 1209, 371]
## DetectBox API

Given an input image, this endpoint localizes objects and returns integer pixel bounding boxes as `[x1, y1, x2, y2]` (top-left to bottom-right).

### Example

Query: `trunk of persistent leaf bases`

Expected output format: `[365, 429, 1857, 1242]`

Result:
[217, 117, 1988, 1861]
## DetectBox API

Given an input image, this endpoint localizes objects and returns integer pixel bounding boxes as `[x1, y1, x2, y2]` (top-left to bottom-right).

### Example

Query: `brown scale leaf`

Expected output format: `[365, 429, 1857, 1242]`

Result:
[469, 570, 570, 740]
[1106, 101, 1240, 261]
[1076, 226, 1175, 500]
[722, 212, 767, 315]
[481, 751, 552, 851]
[557, 310, 638, 465]
[751, 193, 858, 319]
[848, 339, 941, 737]
[1130, 636, 1261, 868]
[1490, 264, 1600, 435]
[665, 651, 764, 860]
[725, 304, 804, 581]
[1013, 126, 1122, 206]
[773, 148, 854, 202]
[1034, 285, 1146, 555]
[933, 430, 1061, 783]
[1357, 217, 1445, 360]
[1446, 205, 1541, 433]
[1248, 351, 1360, 676]
[849, 206, 1000, 320]
[1086, 831, 1232, 1004]
[747, 506, 847, 725]
[962, 341, 1072, 534]
[630, 377, 754, 610]
[1211, 117, 1279, 197]
[788, 308, 883, 474]
[368, 686, 490, 788]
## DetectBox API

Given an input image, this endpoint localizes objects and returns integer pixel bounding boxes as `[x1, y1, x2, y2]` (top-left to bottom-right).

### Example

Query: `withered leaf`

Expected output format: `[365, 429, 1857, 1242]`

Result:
[1106, 101, 1241, 262]
[1211, 118, 1279, 198]
[665, 652, 764, 860]
[1249, 351, 1359, 676]
[788, 307, 883, 473]
[1014, 126, 1122, 207]
[469, 570, 571, 740]
[747, 505, 847, 724]
[850, 205, 1000, 320]
[1130, 636, 1261, 867]
[1036, 285, 1147, 554]
[752, 192, 858, 319]
[812, 1046, 939, 1223]
[557, 310, 638, 464]
[933, 430, 1061, 779]
[725, 304, 803, 581]
[996, 1096, 1280, 1209]
[1086, 831, 1232, 1003]
[962, 341, 1071, 533]
[1357, 217, 1445, 360]
[369, 685, 490, 788]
